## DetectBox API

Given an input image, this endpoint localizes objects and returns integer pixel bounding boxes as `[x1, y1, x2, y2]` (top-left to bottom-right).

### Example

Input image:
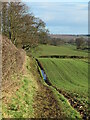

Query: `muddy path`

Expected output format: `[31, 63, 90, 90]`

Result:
[33, 84, 65, 118]
[30, 59, 65, 118]
[35, 59, 89, 120]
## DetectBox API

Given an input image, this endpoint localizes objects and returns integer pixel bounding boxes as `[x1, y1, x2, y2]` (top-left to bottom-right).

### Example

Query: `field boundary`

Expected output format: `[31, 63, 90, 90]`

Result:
[39, 55, 88, 59]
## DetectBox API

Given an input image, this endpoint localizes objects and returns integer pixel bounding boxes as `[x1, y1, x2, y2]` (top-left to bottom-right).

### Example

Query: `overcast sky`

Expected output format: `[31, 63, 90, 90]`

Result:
[24, 0, 89, 34]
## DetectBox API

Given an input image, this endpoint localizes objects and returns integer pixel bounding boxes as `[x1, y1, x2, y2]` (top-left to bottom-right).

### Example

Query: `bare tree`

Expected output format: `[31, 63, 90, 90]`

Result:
[76, 37, 85, 49]
[1, 2, 49, 49]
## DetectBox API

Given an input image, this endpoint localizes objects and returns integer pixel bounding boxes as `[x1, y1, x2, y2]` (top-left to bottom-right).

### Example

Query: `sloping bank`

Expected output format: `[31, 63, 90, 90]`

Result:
[2, 54, 64, 118]
[35, 58, 82, 119]
[2, 35, 38, 118]
[2, 36, 81, 118]
[2, 36, 64, 118]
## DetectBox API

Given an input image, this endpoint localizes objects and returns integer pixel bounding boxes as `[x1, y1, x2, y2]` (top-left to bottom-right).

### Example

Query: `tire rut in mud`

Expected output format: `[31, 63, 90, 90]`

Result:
[54, 87, 89, 120]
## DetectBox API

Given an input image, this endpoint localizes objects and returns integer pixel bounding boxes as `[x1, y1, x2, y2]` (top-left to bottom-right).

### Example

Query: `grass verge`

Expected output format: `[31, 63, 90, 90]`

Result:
[2, 56, 38, 118]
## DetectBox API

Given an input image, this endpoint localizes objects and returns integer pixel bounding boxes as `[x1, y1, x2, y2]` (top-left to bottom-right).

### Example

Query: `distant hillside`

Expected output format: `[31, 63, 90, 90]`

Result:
[49, 34, 88, 41]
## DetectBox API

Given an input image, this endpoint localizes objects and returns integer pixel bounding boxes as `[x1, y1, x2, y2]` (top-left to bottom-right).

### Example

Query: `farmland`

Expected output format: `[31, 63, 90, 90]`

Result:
[2, 1, 89, 119]
[38, 58, 88, 94]
[2, 35, 88, 119]
[31, 44, 88, 57]
[38, 58, 88, 118]
[33, 44, 89, 119]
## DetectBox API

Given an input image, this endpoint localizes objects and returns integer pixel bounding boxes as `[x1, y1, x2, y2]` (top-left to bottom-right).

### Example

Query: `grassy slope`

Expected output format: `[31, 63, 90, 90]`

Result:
[38, 58, 88, 96]
[2, 36, 81, 118]
[2, 56, 38, 118]
[2, 39, 88, 119]
[31, 44, 88, 57]
[36, 61, 81, 119]
[3, 55, 79, 118]
[38, 58, 88, 117]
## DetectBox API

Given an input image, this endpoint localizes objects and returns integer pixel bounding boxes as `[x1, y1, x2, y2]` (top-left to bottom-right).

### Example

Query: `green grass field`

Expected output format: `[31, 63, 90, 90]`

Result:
[38, 58, 88, 118]
[31, 44, 88, 118]
[39, 58, 88, 95]
[31, 44, 88, 57]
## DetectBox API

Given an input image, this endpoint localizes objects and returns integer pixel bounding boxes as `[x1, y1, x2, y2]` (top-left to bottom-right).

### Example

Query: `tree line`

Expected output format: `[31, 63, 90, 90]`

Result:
[1, 2, 49, 49]
[48, 36, 88, 50]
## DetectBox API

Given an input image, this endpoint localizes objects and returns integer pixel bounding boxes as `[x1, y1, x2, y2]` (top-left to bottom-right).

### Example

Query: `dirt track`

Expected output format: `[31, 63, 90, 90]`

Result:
[34, 85, 64, 118]
[29, 58, 65, 119]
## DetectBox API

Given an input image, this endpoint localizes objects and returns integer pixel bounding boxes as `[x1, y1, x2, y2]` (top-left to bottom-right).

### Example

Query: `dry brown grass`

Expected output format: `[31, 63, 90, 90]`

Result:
[2, 35, 26, 104]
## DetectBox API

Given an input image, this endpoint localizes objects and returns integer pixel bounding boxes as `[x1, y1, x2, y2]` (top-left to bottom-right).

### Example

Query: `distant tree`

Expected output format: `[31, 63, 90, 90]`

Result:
[68, 39, 75, 45]
[38, 30, 49, 44]
[76, 37, 85, 49]
[49, 38, 65, 46]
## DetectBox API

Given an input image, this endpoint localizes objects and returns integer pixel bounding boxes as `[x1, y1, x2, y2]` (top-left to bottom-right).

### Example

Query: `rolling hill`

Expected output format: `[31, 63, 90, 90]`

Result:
[2, 36, 72, 118]
[33, 44, 88, 119]
[38, 58, 88, 119]
[31, 44, 88, 57]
